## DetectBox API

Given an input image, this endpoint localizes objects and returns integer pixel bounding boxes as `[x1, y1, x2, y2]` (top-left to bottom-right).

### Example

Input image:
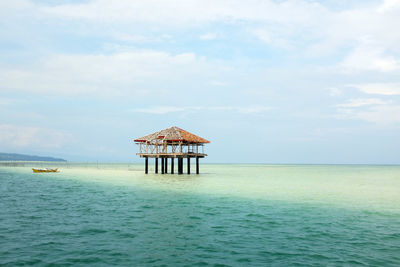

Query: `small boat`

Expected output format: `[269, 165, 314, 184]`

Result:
[32, 168, 59, 173]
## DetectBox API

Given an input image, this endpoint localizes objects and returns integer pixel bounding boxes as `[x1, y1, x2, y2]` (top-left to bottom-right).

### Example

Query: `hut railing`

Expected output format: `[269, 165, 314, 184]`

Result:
[136, 143, 204, 155]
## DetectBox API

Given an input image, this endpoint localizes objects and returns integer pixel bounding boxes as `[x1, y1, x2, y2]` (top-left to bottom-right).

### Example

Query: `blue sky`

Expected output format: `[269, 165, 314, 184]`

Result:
[1, 0, 399, 163]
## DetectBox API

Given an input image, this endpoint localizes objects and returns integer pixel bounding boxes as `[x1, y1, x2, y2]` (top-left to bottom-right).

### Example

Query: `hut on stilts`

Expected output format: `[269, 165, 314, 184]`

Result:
[134, 126, 210, 174]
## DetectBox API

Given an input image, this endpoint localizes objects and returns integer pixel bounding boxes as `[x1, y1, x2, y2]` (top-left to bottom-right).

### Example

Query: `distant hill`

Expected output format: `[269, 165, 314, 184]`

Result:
[0, 153, 67, 162]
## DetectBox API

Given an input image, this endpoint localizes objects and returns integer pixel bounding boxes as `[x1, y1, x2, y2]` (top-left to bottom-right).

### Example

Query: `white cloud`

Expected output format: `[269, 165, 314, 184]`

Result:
[351, 83, 400, 95]
[0, 0, 32, 13]
[337, 98, 389, 108]
[236, 106, 271, 114]
[336, 97, 400, 125]
[354, 105, 400, 124]
[3, 0, 400, 73]
[339, 45, 400, 73]
[36, 0, 400, 66]
[327, 87, 342, 97]
[39, 0, 326, 25]
[113, 33, 172, 43]
[133, 106, 187, 114]
[0, 124, 74, 149]
[199, 33, 218, 40]
[209, 80, 228, 87]
[0, 50, 216, 96]
[131, 105, 270, 114]
[0, 98, 22, 106]
[378, 0, 400, 13]
[252, 29, 294, 49]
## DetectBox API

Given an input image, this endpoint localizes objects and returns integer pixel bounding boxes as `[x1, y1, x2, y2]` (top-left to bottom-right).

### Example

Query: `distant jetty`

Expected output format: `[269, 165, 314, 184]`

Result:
[0, 153, 67, 162]
[134, 126, 210, 174]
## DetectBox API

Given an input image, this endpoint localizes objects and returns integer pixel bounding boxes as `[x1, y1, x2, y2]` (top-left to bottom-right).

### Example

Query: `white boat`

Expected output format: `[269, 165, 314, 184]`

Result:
[32, 168, 59, 173]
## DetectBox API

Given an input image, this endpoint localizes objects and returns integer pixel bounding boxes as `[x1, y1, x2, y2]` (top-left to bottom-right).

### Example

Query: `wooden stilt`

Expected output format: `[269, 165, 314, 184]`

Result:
[187, 157, 190, 174]
[161, 157, 165, 174]
[155, 158, 158, 174]
[171, 158, 174, 174]
[178, 158, 183, 174]
[145, 157, 148, 174]
[165, 158, 168, 174]
[181, 158, 184, 174]
[196, 156, 199, 174]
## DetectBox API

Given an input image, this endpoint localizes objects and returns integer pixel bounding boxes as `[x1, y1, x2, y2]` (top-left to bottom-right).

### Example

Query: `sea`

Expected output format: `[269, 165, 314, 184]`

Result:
[1, 163, 400, 266]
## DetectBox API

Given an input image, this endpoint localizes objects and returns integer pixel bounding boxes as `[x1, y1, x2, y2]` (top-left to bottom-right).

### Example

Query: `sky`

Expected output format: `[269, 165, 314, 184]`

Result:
[0, 0, 400, 164]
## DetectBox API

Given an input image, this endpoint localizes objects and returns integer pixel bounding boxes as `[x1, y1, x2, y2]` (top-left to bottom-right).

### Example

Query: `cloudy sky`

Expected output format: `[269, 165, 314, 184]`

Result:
[1, 0, 400, 163]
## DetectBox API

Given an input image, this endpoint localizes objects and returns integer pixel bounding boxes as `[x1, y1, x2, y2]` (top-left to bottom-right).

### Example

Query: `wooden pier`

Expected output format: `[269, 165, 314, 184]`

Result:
[134, 126, 210, 174]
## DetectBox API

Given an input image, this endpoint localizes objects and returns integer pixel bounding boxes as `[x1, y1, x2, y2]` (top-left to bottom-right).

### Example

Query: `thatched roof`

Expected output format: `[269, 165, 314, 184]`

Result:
[134, 126, 210, 144]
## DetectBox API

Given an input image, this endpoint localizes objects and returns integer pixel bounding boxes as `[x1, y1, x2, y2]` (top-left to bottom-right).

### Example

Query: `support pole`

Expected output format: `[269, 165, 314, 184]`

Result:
[196, 157, 199, 174]
[178, 158, 182, 174]
[187, 157, 190, 174]
[155, 158, 158, 174]
[181, 158, 184, 174]
[161, 157, 165, 174]
[165, 158, 168, 174]
[171, 158, 174, 174]
[145, 157, 148, 174]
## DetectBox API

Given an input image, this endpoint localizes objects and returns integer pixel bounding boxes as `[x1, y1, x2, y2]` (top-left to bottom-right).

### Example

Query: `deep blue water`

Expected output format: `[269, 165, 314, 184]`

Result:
[1, 166, 400, 266]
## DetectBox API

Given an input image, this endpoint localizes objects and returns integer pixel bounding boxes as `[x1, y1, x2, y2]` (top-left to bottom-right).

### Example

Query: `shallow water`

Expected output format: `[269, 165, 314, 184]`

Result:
[1, 164, 400, 266]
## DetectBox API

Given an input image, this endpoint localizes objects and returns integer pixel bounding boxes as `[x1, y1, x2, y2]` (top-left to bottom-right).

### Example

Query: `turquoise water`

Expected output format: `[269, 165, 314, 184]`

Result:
[1, 164, 400, 266]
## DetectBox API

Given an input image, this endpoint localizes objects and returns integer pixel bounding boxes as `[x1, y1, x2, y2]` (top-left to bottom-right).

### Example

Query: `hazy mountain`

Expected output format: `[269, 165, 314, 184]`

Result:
[0, 153, 67, 162]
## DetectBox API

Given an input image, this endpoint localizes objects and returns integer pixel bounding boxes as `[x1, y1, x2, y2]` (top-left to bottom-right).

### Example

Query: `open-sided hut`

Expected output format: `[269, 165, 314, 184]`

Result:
[134, 126, 210, 174]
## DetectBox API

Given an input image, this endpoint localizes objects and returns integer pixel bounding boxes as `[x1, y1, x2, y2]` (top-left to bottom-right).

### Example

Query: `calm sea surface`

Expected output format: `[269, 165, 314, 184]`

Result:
[1, 164, 400, 266]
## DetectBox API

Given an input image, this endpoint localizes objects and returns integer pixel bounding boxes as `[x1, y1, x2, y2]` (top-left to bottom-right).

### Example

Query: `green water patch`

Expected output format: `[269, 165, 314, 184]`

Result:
[2, 164, 400, 213]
